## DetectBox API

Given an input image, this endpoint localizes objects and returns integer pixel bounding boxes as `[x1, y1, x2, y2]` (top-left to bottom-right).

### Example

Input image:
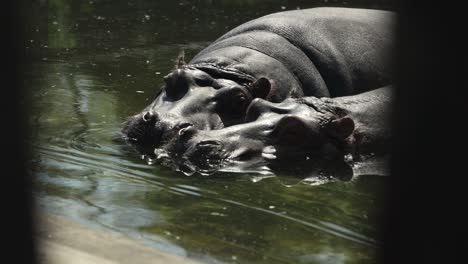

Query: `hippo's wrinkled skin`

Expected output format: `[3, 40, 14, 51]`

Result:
[122, 8, 395, 156]
[176, 86, 392, 174]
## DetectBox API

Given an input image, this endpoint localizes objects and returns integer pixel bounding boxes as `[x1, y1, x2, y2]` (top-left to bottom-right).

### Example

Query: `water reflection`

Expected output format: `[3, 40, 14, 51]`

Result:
[26, 0, 393, 263]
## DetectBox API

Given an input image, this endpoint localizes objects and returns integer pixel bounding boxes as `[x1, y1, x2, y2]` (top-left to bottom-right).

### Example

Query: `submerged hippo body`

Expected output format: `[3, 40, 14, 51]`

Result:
[122, 7, 395, 157]
[179, 86, 392, 174]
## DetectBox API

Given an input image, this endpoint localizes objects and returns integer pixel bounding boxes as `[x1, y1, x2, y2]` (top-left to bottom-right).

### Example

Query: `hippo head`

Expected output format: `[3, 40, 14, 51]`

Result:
[121, 63, 272, 157]
[175, 98, 356, 175]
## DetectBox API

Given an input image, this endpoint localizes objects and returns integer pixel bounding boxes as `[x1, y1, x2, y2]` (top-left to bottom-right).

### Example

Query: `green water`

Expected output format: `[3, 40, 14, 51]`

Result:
[26, 1, 393, 263]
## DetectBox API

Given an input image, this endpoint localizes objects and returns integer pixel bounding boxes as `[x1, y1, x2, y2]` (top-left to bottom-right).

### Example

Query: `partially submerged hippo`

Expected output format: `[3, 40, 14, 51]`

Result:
[174, 86, 392, 175]
[122, 8, 395, 156]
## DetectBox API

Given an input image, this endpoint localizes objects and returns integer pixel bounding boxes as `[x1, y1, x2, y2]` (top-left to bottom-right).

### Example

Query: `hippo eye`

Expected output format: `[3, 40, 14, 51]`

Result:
[215, 86, 252, 118]
[164, 85, 185, 101]
[236, 94, 247, 103]
[194, 76, 213, 87]
[192, 71, 214, 87]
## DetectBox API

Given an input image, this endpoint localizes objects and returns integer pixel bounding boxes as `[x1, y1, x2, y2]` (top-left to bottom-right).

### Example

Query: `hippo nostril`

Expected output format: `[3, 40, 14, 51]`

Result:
[142, 111, 158, 123]
[197, 140, 222, 147]
[175, 122, 196, 141]
[177, 122, 193, 130]
[179, 126, 195, 139]
[142, 112, 151, 122]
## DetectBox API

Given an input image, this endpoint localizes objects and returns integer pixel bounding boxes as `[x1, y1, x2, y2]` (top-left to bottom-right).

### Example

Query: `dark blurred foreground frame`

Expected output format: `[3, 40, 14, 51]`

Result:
[3, 1, 35, 264]
[382, 0, 468, 263]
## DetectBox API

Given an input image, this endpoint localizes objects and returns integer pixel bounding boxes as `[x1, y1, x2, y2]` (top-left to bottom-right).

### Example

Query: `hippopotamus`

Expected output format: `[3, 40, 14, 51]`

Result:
[174, 86, 392, 175]
[122, 7, 395, 156]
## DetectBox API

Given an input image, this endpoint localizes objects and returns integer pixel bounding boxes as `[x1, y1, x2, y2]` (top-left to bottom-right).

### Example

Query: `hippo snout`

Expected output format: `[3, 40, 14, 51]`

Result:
[196, 140, 223, 151]
[122, 109, 199, 155]
[192, 140, 225, 159]
[121, 111, 164, 154]
[183, 139, 226, 172]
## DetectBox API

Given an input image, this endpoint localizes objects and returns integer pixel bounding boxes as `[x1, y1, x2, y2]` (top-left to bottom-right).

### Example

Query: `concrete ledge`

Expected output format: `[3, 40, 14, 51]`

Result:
[35, 213, 199, 264]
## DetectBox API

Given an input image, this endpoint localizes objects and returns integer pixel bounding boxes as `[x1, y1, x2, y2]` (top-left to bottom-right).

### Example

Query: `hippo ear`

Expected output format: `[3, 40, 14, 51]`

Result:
[271, 115, 312, 145]
[327, 116, 355, 140]
[250, 77, 272, 99]
[174, 50, 187, 69]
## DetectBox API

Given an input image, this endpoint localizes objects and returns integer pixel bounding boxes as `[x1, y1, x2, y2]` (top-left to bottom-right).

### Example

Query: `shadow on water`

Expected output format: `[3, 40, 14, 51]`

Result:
[25, 0, 395, 263]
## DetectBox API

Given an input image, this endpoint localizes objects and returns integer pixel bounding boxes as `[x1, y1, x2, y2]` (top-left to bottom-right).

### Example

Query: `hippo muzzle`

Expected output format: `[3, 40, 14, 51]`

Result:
[121, 109, 195, 156]
[122, 66, 272, 157]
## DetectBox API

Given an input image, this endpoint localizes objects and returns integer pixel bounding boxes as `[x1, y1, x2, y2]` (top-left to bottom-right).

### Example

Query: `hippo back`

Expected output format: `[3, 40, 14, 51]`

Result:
[191, 7, 395, 99]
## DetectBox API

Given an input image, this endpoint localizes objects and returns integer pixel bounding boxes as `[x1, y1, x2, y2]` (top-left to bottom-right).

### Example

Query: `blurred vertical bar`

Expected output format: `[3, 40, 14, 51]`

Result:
[383, 0, 467, 263]
[3, 0, 35, 263]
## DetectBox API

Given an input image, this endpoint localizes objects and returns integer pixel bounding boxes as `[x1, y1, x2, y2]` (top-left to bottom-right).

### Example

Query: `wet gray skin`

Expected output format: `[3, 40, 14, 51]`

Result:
[121, 66, 271, 156]
[121, 8, 395, 156]
[176, 86, 392, 175]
